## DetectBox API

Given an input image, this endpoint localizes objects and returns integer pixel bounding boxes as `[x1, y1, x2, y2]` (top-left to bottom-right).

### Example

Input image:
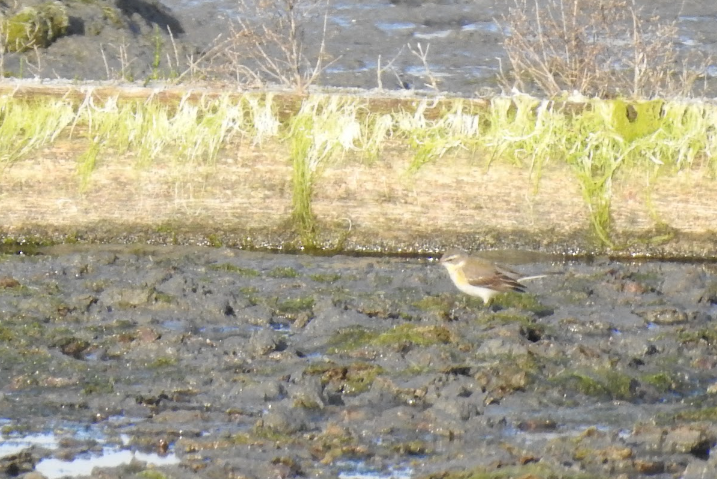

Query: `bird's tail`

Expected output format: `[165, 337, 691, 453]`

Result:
[518, 271, 561, 283]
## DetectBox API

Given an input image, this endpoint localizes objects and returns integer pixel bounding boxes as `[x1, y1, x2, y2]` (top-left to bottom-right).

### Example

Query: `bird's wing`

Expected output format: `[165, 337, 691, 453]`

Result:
[463, 261, 526, 293]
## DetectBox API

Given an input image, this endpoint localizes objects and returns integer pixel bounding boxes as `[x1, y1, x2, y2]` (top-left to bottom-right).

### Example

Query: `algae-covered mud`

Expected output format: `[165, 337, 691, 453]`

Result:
[2, 245, 717, 478]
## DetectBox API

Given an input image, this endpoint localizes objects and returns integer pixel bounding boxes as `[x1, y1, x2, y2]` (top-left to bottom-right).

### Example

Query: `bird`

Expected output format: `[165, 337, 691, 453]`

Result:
[439, 249, 547, 305]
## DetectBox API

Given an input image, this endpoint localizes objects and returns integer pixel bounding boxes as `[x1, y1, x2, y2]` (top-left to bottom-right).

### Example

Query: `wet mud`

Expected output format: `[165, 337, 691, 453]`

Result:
[2, 245, 717, 478]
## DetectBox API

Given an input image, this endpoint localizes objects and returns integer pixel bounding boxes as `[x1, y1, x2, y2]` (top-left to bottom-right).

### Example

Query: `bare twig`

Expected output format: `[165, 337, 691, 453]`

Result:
[408, 42, 439, 91]
[497, 0, 708, 98]
[376, 46, 404, 90]
[211, 0, 339, 92]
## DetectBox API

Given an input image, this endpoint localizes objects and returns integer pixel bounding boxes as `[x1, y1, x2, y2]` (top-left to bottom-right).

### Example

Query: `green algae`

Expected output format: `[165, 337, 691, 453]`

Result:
[82, 377, 115, 395]
[552, 369, 638, 400]
[674, 406, 717, 422]
[273, 296, 315, 314]
[642, 372, 679, 392]
[419, 462, 598, 479]
[479, 310, 536, 327]
[491, 292, 553, 316]
[309, 272, 342, 283]
[152, 290, 174, 304]
[413, 294, 456, 316]
[304, 361, 384, 395]
[677, 328, 717, 346]
[147, 356, 178, 368]
[0, 325, 13, 342]
[209, 263, 260, 277]
[391, 440, 432, 455]
[137, 471, 169, 479]
[326, 326, 377, 354]
[326, 324, 452, 354]
[372, 323, 453, 347]
[268, 266, 300, 278]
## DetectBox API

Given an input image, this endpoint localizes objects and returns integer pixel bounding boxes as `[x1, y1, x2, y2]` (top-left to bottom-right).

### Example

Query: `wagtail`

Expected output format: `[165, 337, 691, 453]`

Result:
[439, 249, 547, 305]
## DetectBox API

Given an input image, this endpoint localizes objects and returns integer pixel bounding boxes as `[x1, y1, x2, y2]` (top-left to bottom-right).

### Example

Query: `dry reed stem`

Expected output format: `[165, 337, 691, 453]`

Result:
[499, 0, 707, 98]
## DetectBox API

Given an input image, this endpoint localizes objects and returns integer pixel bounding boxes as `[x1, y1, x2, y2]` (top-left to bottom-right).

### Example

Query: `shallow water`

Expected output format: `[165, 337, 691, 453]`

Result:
[167, 0, 717, 95]
[1, 245, 717, 477]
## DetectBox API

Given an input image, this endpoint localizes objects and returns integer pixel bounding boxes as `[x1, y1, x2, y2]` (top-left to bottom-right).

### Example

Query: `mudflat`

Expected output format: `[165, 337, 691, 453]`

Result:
[1, 245, 717, 478]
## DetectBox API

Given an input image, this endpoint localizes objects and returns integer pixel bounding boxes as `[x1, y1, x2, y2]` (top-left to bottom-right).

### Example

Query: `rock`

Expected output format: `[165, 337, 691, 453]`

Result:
[260, 405, 308, 434]
[682, 459, 717, 479]
[634, 307, 688, 325]
[99, 286, 152, 308]
[660, 267, 706, 301]
[663, 425, 715, 458]
[249, 328, 285, 356]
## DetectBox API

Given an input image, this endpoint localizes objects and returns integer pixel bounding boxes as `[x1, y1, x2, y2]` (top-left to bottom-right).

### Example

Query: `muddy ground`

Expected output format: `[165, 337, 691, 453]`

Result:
[1, 245, 717, 478]
[1, 0, 716, 95]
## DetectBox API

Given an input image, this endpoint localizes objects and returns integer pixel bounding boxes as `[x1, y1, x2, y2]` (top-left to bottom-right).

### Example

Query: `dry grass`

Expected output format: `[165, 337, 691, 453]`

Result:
[498, 0, 709, 98]
[207, 0, 336, 93]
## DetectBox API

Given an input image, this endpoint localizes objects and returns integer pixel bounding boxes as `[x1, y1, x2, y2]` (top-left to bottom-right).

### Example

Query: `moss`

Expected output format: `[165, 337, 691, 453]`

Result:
[239, 286, 259, 295]
[392, 440, 432, 456]
[250, 425, 296, 444]
[553, 370, 638, 400]
[327, 324, 454, 354]
[483, 310, 536, 326]
[413, 294, 455, 313]
[137, 471, 169, 479]
[83, 378, 115, 395]
[0, 326, 13, 342]
[239, 286, 261, 306]
[152, 291, 174, 304]
[3, 2, 69, 53]
[674, 406, 717, 422]
[147, 356, 177, 368]
[418, 462, 598, 479]
[309, 272, 342, 283]
[209, 263, 260, 277]
[326, 326, 378, 354]
[275, 296, 314, 313]
[268, 267, 300, 278]
[642, 372, 677, 392]
[491, 292, 553, 316]
[305, 361, 384, 394]
[677, 328, 717, 346]
[372, 323, 453, 347]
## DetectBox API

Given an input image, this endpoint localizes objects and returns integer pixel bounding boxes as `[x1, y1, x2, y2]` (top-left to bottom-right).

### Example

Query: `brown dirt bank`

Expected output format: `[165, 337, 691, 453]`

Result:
[1, 83, 717, 259]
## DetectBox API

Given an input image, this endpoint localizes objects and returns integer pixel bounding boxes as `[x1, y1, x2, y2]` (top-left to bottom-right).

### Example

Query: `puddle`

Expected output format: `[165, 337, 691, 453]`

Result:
[160, 319, 188, 332]
[678, 15, 717, 23]
[0, 428, 179, 478]
[198, 325, 243, 334]
[0, 432, 58, 457]
[413, 30, 453, 40]
[375, 22, 416, 33]
[404, 65, 453, 78]
[461, 21, 502, 34]
[36, 448, 179, 479]
[332, 15, 356, 28]
[337, 460, 413, 479]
